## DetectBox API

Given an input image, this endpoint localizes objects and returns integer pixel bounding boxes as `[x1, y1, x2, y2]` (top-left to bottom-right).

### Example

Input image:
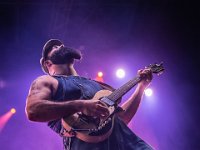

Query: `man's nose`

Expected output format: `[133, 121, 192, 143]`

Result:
[59, 44, 64, 48]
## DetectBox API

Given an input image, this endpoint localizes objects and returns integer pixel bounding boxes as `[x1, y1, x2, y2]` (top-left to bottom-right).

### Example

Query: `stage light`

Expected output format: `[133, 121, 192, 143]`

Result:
[116, 69, 125, 78]
[145, 88, 153, 96]
[0, 108, 16, 132]
[10, 108, 16, 114]
[97, 72, 103, 77]
[95, 71, 104, 82]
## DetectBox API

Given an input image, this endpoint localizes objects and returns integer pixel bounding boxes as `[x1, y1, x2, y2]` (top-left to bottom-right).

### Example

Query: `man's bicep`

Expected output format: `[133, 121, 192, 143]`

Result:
[27, 77, 52, 101]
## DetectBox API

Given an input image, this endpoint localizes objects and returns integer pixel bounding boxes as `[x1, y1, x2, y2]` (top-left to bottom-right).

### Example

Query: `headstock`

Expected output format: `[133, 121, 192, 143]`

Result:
[146, 62, 164, 75]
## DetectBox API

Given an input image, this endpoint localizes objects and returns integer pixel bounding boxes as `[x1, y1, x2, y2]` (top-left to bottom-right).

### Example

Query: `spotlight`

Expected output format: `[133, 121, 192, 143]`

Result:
[144, 88, 153, 96]
[0, 108, 16, 132]
[97, 72, 103, 77]
[10, 108, 16, 114]
[95, 71, 104, 82]
[116, 69, 125, 78]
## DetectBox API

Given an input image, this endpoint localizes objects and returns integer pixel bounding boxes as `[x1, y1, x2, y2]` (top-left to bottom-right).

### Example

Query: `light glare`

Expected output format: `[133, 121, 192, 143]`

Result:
[97, 72, 103, 77]
[10, 108, 16, 114]
[116, 69, 125, 78]
[145, 88, 153, 96]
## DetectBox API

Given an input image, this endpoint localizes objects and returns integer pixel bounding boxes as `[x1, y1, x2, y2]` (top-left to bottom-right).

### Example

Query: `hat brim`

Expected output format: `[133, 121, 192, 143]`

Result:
[42, 39, 63, 60]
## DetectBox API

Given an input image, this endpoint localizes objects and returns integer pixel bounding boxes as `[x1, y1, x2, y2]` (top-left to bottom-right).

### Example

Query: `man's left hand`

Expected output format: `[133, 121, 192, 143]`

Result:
[137, 68, 153, 88]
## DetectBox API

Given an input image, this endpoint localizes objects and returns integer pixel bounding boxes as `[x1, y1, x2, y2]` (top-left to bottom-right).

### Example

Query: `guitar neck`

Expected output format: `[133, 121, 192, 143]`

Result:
[107, 75, 141, 102]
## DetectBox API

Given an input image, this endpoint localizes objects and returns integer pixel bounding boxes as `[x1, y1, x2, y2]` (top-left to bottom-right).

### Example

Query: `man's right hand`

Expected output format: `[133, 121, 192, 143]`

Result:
[81, 100, 110, 118]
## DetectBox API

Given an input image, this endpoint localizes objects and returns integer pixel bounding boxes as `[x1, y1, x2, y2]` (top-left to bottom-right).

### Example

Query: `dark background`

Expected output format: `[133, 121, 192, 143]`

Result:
[0, 0, 199, 149]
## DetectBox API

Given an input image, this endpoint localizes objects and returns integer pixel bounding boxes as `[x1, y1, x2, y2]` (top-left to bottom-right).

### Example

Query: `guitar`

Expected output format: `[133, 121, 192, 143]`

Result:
[62, 62, 164, 143]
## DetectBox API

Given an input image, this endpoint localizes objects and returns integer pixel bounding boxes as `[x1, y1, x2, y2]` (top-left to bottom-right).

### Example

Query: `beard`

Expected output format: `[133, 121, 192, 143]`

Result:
[48, 46, 82, 64]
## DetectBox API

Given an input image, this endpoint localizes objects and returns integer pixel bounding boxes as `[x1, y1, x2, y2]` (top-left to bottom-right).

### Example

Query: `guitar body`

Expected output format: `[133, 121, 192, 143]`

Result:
[62, 90, 116, 143]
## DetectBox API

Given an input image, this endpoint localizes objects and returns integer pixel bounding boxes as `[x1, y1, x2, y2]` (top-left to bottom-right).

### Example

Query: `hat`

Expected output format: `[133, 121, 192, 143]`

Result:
[42, 39, 63, 60]
[40, 39, 63, 74]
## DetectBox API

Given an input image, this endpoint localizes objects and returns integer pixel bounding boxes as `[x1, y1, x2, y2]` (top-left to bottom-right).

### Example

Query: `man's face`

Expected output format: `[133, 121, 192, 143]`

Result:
[46, 44, 81, 64]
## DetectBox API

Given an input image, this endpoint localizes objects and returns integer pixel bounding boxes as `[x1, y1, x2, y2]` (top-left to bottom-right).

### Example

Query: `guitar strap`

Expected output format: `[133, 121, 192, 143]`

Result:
[93, 80, 115, 92]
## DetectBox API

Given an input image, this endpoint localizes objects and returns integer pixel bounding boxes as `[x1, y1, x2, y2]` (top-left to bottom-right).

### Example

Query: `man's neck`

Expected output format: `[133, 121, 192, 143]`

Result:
[67, 65, 78, 76]
[50, 64, 78, 76]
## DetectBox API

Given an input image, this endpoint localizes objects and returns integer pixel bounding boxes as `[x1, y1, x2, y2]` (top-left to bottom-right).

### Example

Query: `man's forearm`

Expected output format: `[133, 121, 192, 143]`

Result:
[118, 84, 145, 124]
[26, 99, 84, 122]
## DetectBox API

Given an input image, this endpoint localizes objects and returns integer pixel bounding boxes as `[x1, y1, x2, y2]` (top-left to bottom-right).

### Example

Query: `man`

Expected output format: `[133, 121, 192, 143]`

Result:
[25, 39, 154, 150]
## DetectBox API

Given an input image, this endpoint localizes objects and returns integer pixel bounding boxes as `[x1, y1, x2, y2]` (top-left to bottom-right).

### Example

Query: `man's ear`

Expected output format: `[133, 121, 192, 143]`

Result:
[40, 57, 49, 74]
[45, 60, 53, 68]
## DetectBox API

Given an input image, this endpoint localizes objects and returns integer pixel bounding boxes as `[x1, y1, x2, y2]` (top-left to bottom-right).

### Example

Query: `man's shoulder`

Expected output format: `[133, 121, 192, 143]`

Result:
[35, 75, 54, 81]
[32, 75, 58, 86]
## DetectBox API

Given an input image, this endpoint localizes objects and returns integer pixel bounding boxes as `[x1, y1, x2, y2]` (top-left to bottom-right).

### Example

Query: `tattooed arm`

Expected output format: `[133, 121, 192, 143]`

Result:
[25, 75, 81, 122]
[25, 75, 109, 122]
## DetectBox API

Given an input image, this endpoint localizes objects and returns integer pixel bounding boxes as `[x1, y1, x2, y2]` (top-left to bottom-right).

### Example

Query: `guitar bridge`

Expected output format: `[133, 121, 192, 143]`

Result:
[100, 97, 115, 106]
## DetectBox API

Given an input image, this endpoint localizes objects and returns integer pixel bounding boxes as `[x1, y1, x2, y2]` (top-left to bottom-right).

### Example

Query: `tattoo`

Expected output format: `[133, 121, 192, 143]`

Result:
[30, 80, 37, 90]
[30, 91, 40, 96]
[28, 76, 53, 99]
[29, 79, 41, 96]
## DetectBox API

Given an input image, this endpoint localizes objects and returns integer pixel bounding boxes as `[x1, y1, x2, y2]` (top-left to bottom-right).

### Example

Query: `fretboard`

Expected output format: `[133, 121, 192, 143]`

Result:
[107, 75, 141, 102]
